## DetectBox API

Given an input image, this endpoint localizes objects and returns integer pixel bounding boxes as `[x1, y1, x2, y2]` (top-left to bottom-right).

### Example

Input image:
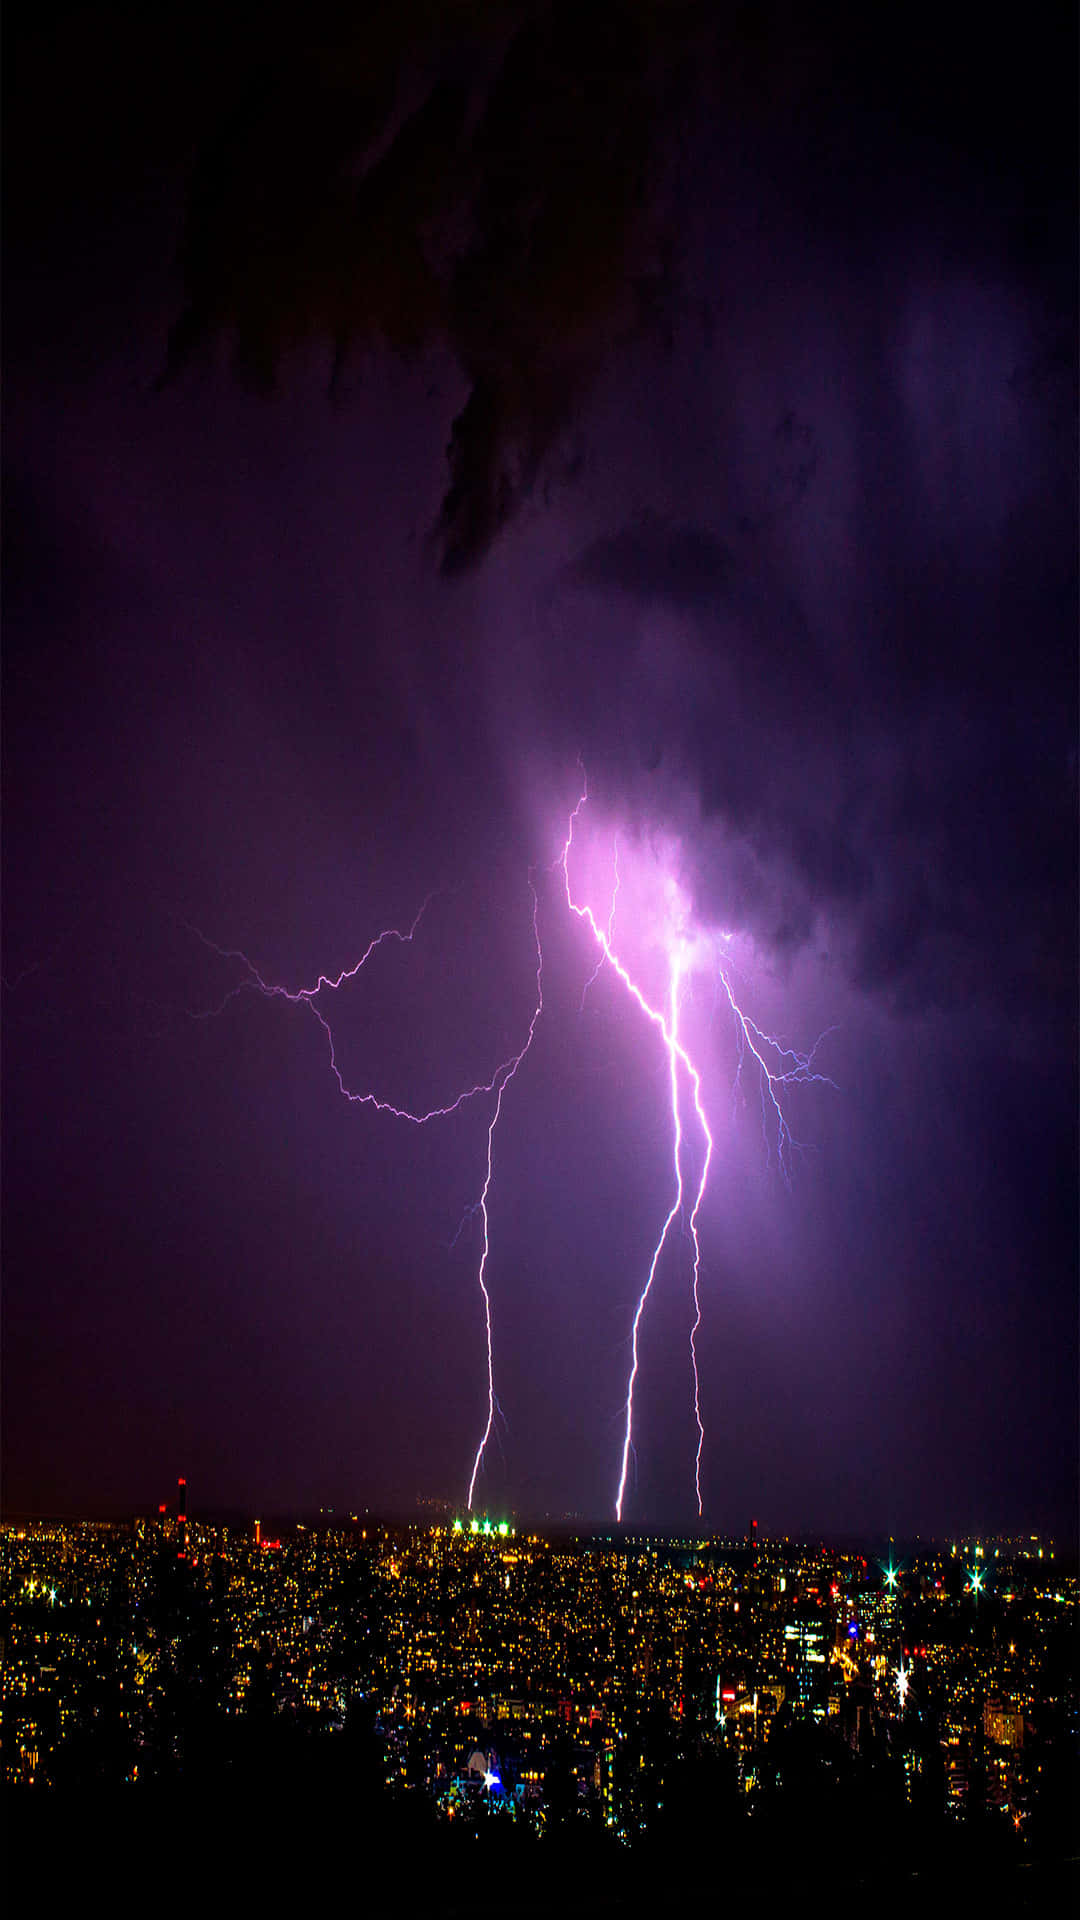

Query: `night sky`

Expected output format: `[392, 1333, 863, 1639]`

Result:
[3, 3, 1076, 1542]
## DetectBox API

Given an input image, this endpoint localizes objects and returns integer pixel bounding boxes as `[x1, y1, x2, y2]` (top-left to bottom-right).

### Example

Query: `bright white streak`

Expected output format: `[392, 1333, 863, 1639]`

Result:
[612, 966, 686, 1522]
[686, 1019, 713, 1515]
[579, 837, 619, 1011]
[466, 881, 545, 1508]
[559, 792, 714, 1521]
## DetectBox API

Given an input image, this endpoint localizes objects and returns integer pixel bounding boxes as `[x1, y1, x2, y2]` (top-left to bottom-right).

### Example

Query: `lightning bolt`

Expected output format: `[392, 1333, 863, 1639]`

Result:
[183, 899, 540, 1127]
[560, 775, 831, 1522]
[685, 994, 713, 1518]
[579, 837, 619, 1011]
[610, 962, 688, 1524]
[466, 878, 545, 1507]
[559, 786, 714, 1520]
[716, 970, 836, 1188]
[181, 763, 831, 1525]
[184, 884, 545, 1508]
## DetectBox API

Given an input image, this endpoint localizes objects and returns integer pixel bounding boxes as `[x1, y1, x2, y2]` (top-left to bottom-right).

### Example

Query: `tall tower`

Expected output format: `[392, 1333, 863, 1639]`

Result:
[177, 1476, 188, 1561]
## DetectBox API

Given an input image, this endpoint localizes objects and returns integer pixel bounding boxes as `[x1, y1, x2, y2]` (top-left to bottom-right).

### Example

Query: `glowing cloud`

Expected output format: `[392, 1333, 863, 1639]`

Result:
[559, 772, 832, 1518]
[188, 762, 833, 1520]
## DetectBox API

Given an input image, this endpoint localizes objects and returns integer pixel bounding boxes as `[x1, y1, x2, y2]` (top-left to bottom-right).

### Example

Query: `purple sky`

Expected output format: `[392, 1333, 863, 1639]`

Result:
[3, 3, 1076, 1540]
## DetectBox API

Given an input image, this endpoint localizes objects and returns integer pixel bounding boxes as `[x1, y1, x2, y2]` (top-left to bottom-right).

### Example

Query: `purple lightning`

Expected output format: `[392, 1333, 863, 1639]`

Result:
[184, 900, 535, 1127]
[610, 962, 687, 1524]
[719, 967, 837, 1189]
[185, 884, 546, 1509]
[559, 788, 715, 1520]
[184, 763, 831, 1524]
[466, 879, 545, 1507]
[684, 985, 713, 1517]
[579, 837, 619, 1011]
[560, 777, 831, 1520]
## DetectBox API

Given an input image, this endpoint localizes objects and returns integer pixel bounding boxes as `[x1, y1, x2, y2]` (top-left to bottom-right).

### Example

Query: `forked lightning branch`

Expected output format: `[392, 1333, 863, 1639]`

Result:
[190, 771, 834, 1520]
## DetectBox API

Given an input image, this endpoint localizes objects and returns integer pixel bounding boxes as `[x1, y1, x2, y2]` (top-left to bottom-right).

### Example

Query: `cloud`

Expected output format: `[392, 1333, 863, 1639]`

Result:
[158, 0, 1075, 1027]
[164, 1, 688, 571]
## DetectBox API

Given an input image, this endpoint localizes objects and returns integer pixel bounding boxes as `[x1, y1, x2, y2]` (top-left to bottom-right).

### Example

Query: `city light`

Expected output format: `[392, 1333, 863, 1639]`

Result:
[0, 1515, 1066, 1834]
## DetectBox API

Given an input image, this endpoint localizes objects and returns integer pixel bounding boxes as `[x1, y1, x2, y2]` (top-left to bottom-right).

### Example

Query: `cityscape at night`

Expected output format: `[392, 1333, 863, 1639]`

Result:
[3, 1494, 1077, 1906]
[3, 1, 1076, 1907]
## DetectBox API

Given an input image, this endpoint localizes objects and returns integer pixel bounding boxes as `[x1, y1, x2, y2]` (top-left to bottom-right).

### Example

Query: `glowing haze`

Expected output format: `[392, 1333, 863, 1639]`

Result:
[559, 777, 832, 1517]
[4, 4, 1073, 1542]
[188, 771, 833, 1521]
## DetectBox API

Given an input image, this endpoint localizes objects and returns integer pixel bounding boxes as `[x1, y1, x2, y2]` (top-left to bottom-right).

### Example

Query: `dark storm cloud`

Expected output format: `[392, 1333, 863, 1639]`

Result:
[3, 1, 1075, 1534]
[551, 549, 1074, 1033]
[534, 91, 1075, 1027]
[554, 505, 857, 949]
[572, 517, 735, 610]
[160, 0, 1076, 1026]
[557, 416, 1075, 1029]
[162, 0, 1073, 579]
[164, 0, 688, 573]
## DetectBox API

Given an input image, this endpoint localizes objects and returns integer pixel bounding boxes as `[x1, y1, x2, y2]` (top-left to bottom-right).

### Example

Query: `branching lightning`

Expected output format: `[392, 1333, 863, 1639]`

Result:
[559, 774, 832, 1520]
[181, 762, 832, 1523]
[559, 787, 714, 1520]
[186, 884, 545, 1513]
[185, 901, 535, 1126]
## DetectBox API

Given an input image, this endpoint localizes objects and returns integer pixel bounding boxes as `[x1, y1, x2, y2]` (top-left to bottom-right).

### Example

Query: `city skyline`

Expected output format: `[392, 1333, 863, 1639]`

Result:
[3, 4, 1076, 1544]
[0, 1471, 1073, 1568]
[4, 1508, 1073, 1868]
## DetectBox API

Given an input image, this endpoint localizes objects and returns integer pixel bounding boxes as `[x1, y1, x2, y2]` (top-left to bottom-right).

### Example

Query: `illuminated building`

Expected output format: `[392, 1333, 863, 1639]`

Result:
[0, 1517, 1071, 1837]
[783, 1617, 828, 1714]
